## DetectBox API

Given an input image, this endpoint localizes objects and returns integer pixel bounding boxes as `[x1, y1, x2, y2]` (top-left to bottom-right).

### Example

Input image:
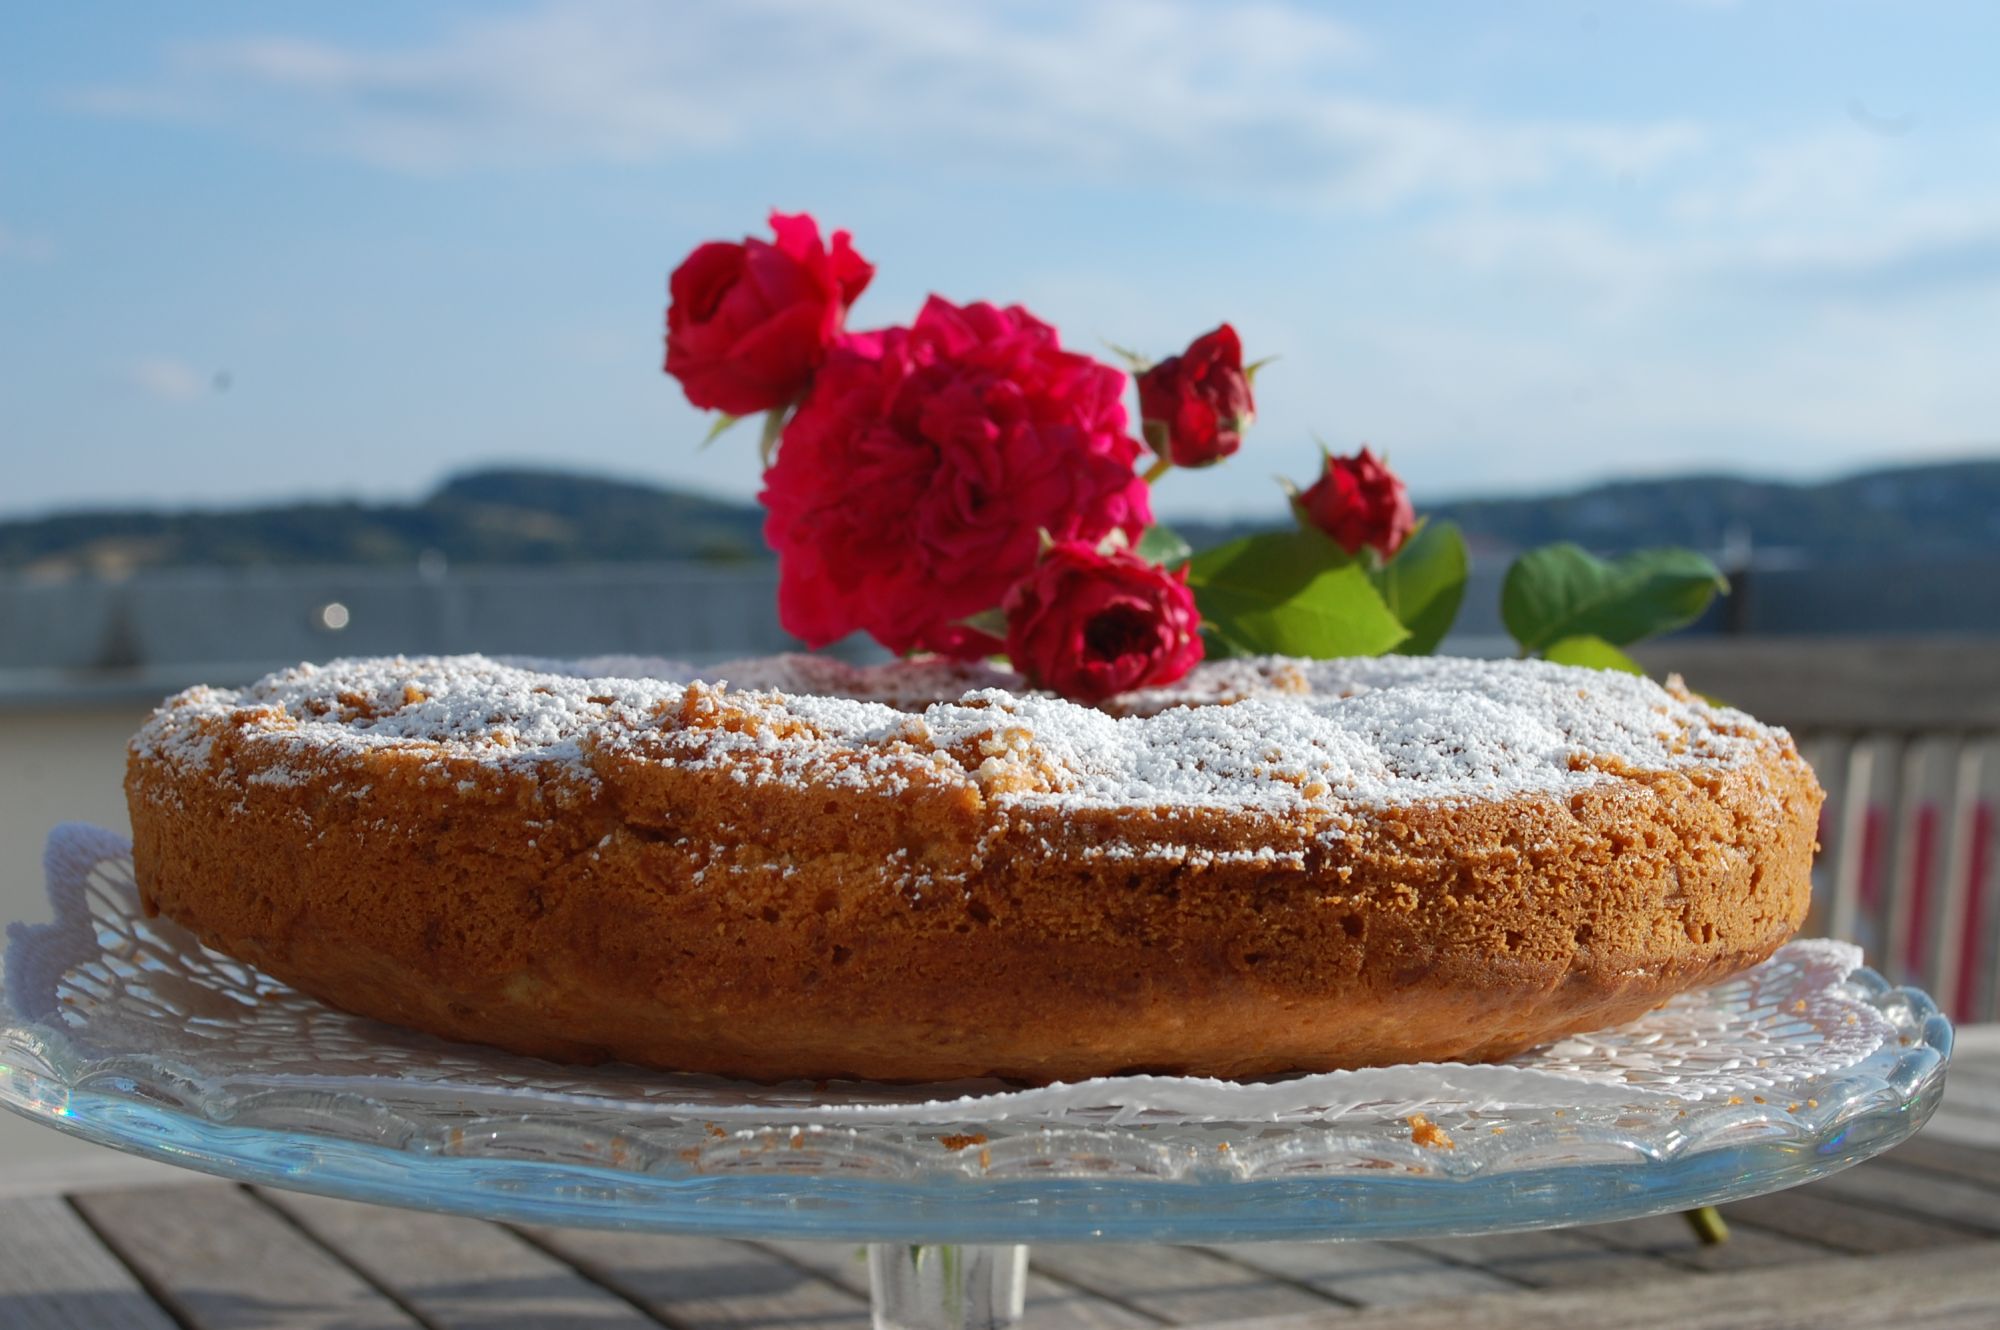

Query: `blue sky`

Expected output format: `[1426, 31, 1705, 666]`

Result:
[3, 1, 1999, 521]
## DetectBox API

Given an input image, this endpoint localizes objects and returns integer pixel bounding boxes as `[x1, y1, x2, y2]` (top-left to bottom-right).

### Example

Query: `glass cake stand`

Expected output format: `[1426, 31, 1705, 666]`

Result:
[2, 826, 1956, 1330]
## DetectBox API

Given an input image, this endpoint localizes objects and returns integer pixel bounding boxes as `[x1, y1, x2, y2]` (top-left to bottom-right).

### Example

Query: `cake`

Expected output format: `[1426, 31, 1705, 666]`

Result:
[124, 652, 1822, 1083]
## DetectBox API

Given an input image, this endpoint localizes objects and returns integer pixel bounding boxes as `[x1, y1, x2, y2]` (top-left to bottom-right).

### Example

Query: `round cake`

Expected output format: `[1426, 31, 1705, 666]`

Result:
[125, 652, 1822, 1083]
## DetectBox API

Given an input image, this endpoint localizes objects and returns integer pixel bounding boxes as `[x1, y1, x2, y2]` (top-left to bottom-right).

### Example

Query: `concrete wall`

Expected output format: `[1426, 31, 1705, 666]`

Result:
[0, 564, 826, 700]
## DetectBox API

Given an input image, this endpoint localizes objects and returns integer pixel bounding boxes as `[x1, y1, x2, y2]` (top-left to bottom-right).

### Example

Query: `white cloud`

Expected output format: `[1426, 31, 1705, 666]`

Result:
[128, 356, 209, 402]
[1672, 128, 1896, 225]
[72, 0, 1695, 207]
[1223, 297, 2000, 508]
[46, 4, 2000, 507]
[1419, 124, 2000, 317]
[0, 222, 54, 261]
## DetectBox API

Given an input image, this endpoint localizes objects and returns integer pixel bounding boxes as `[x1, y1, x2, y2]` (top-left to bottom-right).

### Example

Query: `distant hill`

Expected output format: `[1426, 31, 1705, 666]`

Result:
[1426, 460, 2000, 561]
[1175, 458, 2000, 564]
[5, 458, 1998, 575]
[0, 469, 769, 576]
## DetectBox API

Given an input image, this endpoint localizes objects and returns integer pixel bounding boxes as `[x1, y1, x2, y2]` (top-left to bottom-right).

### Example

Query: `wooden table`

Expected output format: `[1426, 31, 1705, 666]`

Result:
[5, 1026, 1996, 1330]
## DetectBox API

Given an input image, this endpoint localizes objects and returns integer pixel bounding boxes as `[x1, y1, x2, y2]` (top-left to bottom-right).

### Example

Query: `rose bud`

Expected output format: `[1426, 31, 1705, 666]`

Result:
[1135, 324, 1255, 468]
[1003, 542, 1203, 704]
[664, 211, 874, 416]
[1298, 446, 1416, 560]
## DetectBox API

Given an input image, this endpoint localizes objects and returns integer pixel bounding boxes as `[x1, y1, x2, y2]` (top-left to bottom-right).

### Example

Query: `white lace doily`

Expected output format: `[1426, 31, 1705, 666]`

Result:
[5, 823, 1896, 1126]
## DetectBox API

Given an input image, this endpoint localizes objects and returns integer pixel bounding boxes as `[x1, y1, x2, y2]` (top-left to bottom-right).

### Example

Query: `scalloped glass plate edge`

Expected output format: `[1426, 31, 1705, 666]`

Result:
[0, 972, 1954, 1243]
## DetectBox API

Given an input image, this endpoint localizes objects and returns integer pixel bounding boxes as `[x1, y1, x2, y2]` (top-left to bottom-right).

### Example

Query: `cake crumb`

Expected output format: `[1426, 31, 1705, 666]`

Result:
[940, 1133, 988, 1152]
[1406, 1114, 1455, 1150]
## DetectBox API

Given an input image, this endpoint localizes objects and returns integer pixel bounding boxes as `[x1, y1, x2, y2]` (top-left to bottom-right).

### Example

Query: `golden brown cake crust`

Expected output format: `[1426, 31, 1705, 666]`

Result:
[125, 653, 1823, 1082]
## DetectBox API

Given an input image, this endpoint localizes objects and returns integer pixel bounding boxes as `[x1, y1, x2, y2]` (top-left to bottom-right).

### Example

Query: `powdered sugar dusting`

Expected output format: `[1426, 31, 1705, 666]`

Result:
[131, 652, 1787, 815]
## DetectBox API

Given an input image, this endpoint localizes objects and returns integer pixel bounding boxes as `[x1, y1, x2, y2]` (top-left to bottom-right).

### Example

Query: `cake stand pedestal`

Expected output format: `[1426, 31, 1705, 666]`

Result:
[870, 1245, 1027, 1330]
[0, 827, 1957, 1330]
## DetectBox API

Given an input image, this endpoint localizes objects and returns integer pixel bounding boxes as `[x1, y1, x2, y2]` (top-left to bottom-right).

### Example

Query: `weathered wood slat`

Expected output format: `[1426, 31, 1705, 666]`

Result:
[1952, 1025, 2000, 1057]
[738, 1240, 871, 1295]
[1895, 1308, 2000, 1329]
[1924, 1103, 2000, 1146]
[1826, 736, 1877, 945]
[519, 1227, 869, 1330]
[1398, 1228, 1681, 1289]
[1979, 839, 2000, 1022]
[758, 1240, 1159, 1330]
[1718, 1179, 1984, 1254]
[1802, 1157, 2000, 1236]
[72, 1184, 421, 1329]
[1203, 1240, 1516, 1307]
[1936, 1097, 2000, 1139]
[1026, 1244, 1340, 1324]
[1885, 1137, 2000, 1190]
[1933, 743, 1987, 1016]
[1941, 1055, 2000, 1093]
[1795, 731, 1849, 936]
[0, 1194, 178, 1330]
[262, 1190, 661, 1329]
[1181, 1242, 2000, 1330]
[1561, 1211, 1825, 1273]
[6, 1093, 1992, 1327]
[1968, 797, 2000, 1024]
[1882, 738, 1930, 981]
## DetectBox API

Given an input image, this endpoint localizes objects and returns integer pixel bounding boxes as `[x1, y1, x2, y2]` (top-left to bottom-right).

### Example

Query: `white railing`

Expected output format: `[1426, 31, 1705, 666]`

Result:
[1637, 640, 2000, 1021]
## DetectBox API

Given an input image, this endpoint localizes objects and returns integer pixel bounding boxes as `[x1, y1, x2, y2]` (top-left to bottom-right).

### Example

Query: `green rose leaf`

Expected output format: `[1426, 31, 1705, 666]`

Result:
[1501, 543, 1726, 654]
[1201, 622, 1261, 659]
[956, 607, 1008, 640]
[699, 413, 743, 448]
[1134, 523, 1193, 569]
[1102, 339, 1153, 373]
[1542, 634, 1646, 675]
[1188, 527, 1408, 658]
[1370, 518, 1468, 655]
[758, 408, 788, 467]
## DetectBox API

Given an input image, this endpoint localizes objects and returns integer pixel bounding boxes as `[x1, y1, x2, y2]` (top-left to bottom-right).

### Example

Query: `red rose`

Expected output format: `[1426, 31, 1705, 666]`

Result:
[761, 297, 1151, 656]
[1298, 447, 1415, 559]
[1135, 324, 1255, 467]
[1003, 542, 1203, 704]
[664, 211, 874, 416]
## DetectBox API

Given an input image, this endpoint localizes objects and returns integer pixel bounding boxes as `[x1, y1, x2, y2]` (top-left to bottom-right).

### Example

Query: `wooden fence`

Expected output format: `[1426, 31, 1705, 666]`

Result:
[1636, 640, 2000, 1022]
